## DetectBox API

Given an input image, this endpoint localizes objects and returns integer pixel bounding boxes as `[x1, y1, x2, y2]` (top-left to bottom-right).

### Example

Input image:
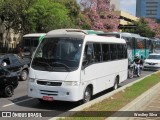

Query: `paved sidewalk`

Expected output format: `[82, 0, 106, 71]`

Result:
[129, 90, 160, 120]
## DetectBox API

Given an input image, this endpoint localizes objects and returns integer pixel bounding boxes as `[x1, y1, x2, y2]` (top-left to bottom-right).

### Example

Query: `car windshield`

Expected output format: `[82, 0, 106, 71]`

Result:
[31, 37, 83, 72]
[148, 55, 160, 60]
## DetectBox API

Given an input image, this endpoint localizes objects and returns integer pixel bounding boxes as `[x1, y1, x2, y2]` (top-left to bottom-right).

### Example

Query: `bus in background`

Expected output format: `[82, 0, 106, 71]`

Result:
[28, 29, 128, 103]
[150, 38, 160, 53]
[84, 30, 104, 34]
[22, 33, 46, 58]
[97, 32, 151, 61]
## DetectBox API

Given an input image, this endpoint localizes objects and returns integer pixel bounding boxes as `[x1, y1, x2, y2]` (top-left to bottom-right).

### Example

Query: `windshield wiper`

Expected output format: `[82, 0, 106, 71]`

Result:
[51, 62, 70, 71]
[37, 61, 53, 71]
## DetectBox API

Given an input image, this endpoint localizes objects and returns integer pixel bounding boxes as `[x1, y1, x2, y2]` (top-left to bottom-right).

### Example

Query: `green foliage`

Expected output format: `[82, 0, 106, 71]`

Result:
[76, 13, 91, 29]
[123, 18, 155, 38]
[0, 0, 76, 34]
[28, 0, 74, 32]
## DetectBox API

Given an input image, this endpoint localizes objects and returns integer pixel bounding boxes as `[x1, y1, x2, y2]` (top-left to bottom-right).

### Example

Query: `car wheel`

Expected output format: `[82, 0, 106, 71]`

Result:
[21, 70, 28, 81]
[82, 87, 92, 104]
[3, 85, 14, 97]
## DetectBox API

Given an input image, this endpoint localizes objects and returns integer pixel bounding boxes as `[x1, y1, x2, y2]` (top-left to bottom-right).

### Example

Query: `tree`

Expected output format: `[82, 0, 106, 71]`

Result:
[79, 0, 119, 31]
[27, 0, 74, 32]
[123, 18, 155, 38]
[0, 0, 74, 34]
[55, 0, 91, 29]
[144, 18, 160, 38]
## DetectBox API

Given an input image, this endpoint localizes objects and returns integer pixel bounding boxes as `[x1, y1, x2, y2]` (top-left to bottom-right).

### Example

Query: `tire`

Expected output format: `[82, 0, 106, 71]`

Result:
[128, 69, 134, 79]
[3, 85, 14, 97]
[82, 87, 92, 104]
[113, 77, 119, 90]
[21, 70, 28, 81]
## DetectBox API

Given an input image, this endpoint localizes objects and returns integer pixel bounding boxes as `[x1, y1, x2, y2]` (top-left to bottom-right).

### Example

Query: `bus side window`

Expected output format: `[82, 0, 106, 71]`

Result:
[93, 43, 101, 62]
[83, 43, 94, 66]
[110, 44, 117, 60]
[102, 44, 110, 61]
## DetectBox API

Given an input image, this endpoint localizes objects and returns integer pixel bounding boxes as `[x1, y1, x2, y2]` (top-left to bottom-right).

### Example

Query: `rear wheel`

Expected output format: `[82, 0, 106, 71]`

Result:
[82, 87, 92, 104]
[113, 77, 119, 90]
[128, 68, 134, 79]
[21, 70, 28, 81]
[3, 85, 14, 97]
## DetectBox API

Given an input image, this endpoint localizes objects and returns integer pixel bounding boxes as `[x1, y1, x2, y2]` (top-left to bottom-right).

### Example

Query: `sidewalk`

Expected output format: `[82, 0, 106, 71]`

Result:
[129, 90, 160, 120]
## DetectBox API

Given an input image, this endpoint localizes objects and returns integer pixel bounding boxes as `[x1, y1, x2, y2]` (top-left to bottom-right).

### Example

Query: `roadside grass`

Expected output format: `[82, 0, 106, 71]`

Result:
[61, 72, 160, 120]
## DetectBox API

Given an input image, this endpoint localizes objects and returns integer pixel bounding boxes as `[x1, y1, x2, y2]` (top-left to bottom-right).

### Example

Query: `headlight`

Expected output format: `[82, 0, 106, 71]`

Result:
[63, 81, 79, 86]
[29, 78, 35, 82]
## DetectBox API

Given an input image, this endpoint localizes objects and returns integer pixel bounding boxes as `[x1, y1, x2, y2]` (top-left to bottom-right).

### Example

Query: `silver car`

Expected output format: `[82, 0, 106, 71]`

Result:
[143, 53, 160, 70]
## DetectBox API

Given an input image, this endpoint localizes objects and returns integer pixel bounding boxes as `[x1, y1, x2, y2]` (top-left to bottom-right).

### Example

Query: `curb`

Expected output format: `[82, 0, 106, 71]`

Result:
[49, 71, 160, 120]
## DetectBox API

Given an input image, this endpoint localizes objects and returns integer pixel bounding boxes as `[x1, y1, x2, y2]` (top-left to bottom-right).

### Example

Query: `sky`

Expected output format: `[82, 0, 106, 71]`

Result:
[120, 0, 136, 15]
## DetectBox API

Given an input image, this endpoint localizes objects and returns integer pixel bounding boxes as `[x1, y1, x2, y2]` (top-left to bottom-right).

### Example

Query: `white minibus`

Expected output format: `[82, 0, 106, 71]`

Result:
[28, 29, 128, 103]
[22, 33, 46, 57]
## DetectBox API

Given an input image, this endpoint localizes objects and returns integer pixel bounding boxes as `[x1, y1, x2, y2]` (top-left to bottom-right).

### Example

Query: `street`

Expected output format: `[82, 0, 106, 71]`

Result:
[0, 70, 156, 119]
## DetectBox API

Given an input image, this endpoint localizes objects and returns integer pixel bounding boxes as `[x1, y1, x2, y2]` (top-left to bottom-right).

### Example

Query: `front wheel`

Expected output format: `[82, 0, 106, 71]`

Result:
[82, 87, 92, 104]
[3, 85, 14, 97]
[21, 70, 28, 81]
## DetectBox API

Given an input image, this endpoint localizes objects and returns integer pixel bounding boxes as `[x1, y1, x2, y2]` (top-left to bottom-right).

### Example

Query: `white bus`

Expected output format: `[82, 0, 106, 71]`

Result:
[27, 29, 128, 103]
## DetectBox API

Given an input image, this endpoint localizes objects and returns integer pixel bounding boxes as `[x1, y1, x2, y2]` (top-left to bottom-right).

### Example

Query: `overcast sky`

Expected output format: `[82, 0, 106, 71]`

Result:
[120, 0, 136, 15]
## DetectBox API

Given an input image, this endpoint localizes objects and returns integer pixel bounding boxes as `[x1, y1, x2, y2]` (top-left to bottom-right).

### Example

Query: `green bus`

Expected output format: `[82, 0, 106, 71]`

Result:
[97, 32, 151, 61]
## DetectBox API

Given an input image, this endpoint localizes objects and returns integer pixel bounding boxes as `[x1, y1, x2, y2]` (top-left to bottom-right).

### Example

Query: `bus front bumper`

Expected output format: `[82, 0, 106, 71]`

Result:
[27, 82, 82, 102]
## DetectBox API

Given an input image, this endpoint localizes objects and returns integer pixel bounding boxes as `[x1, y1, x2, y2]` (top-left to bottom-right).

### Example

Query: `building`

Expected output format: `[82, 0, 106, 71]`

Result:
[110, 0, 120, 11]
[117, 11, 139, 30]
[0, 25, 21, 52]
[136, 0, 160, 19]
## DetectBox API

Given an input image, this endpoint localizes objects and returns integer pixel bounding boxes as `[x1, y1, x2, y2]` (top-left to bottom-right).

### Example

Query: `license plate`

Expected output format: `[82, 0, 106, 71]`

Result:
[42, 96, 54, 101]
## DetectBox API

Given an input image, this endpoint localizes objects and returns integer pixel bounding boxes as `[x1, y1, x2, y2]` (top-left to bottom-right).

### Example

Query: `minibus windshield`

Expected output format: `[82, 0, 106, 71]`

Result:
[31, 37, 83, 72]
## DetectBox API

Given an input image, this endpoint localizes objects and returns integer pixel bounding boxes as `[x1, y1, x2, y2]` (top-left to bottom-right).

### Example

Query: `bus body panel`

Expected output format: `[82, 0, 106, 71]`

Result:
[28, 67, 83, 101]
[28, 29, 128, 102]
[81, 59, 128, 95]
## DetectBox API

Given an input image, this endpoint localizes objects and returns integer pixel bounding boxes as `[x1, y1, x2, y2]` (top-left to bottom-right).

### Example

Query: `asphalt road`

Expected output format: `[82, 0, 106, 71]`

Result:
[0, 70, 156, 119]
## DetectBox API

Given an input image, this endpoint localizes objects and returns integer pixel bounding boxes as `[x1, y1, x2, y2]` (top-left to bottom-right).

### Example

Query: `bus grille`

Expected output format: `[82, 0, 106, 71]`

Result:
[37, 80, 62, 86]
[40, 90, 58, 96]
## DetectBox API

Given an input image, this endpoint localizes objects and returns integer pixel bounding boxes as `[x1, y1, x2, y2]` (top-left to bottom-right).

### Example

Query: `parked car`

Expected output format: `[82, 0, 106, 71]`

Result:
[143, 53, 160, 70]
[0, 66, 19, 97]
[0, 54, 30, 81]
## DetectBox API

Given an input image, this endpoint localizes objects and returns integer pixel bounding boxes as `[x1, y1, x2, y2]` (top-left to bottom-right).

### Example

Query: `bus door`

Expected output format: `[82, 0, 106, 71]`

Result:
[145, 39, 151, 59]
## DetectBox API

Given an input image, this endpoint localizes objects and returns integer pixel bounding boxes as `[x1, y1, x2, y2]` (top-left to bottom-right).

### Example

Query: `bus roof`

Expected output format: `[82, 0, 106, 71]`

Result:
[23, 33, 46, 37]
[45, 29, 126, 44]
[46, 29, 87, 38]
[84, 30, 104, 34]
[84, 35, 126, 44]
[103, 32, 141, 37]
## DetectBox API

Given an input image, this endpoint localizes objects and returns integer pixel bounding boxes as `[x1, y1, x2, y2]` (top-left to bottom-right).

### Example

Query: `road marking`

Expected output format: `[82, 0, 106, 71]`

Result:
[2, 98, 34, 107]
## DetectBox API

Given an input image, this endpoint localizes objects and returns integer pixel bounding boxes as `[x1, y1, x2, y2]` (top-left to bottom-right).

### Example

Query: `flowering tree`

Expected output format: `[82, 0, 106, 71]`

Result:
[79, 0, 119, 31]
[144, 18, 160, 38]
